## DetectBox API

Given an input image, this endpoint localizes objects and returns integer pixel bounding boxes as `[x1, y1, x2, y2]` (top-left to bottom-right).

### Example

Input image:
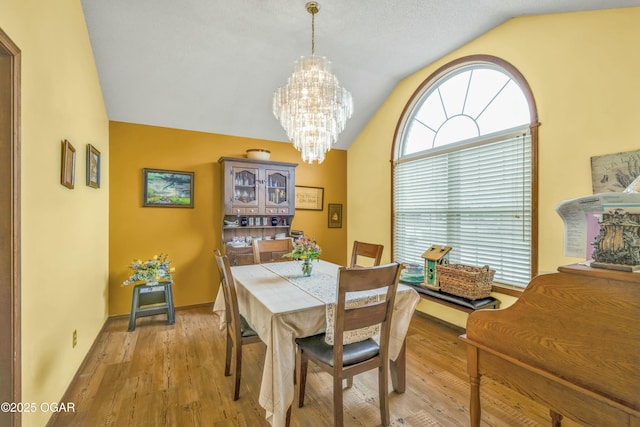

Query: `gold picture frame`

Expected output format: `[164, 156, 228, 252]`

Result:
[61, 139, 76, 189]
[295, 186, 324, 210]
[86, 144, 101, 188]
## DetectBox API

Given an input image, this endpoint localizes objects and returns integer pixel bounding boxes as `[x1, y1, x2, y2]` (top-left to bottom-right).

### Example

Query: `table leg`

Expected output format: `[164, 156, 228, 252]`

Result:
[285, 405, 291, 427]
[166, 283, 175, 325]
[390, 339, 406, 392]
[128, 286, 140, 332]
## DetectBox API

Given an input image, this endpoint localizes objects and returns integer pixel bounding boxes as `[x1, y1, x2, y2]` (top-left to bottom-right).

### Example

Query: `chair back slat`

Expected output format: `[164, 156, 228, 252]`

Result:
[252, 239, 293, 263]
[343, 302, 388, 331]
[338, 263, 398, 293]
[350, 241, 384, 268]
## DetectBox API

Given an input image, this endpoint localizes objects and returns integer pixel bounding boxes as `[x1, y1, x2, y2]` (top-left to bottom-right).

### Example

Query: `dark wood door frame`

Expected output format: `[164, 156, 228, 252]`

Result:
[0, 26, 21, 427]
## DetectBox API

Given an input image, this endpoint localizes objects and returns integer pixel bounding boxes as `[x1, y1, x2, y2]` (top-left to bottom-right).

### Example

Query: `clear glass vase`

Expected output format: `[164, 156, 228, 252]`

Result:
[301, 259, 313, 277]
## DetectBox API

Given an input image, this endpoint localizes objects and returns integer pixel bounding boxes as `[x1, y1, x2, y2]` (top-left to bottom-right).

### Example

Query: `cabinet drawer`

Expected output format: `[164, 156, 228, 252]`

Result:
[265, 207, 289, 214]
[232, 207, 260, 215]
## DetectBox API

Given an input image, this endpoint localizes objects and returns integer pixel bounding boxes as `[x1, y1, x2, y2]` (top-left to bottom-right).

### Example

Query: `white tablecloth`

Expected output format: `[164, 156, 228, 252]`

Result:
[213, 260, 420, 427]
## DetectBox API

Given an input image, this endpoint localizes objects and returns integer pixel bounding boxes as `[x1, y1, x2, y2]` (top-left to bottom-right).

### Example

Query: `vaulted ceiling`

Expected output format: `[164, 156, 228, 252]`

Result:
[81, 0, 639, 150]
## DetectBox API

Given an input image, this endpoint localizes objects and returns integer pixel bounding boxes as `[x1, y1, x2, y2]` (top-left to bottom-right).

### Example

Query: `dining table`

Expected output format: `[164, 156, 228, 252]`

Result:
[213, 260, 420, 427]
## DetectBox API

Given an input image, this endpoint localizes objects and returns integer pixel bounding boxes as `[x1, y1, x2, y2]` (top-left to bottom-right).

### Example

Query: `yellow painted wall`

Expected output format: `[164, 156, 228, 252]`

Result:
[347, 7, 640, 328]
[0, 0, 109, 425]
[2, 4, 635, 424]
[109, 122, 347, 315]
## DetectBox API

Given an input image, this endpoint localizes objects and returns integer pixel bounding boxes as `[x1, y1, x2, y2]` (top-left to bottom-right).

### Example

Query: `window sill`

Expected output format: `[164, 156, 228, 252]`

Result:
[491, 283, 525, 298]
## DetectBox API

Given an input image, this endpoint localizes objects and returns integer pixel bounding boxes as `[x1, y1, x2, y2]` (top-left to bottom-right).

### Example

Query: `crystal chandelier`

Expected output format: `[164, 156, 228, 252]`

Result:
[273, 1, 353, 164]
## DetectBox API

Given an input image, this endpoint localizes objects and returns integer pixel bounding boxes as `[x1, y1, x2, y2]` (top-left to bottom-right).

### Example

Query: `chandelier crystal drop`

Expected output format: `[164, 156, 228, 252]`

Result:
[272, 2, 353, 164]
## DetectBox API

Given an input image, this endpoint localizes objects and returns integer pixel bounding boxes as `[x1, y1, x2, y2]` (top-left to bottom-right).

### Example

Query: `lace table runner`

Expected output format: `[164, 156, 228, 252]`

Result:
[262, 262, 380, 344]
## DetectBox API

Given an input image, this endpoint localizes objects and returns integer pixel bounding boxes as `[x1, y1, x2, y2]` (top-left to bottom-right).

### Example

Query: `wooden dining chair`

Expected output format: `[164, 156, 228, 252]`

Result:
[350, 241, 384, 268]
[214, 249, 262, 400]
[252, 238, 293, 264]
[294, 262, 402, 427]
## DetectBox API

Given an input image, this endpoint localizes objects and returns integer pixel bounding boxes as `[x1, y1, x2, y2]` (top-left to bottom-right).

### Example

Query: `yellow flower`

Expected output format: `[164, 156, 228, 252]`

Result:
[123, 253, 174, 286]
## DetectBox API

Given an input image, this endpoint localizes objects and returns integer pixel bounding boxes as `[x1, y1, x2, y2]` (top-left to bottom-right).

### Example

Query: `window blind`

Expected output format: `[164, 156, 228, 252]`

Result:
[394, 134, 532, 287]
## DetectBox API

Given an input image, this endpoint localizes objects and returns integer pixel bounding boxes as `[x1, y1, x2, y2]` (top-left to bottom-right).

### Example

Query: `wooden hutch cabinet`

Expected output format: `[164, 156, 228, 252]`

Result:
[219, 157, 297, 265]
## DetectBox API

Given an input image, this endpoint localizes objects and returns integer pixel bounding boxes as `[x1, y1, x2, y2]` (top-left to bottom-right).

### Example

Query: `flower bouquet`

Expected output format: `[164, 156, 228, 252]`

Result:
[122, 253, 175, 286]
[283, 237, 321, 276]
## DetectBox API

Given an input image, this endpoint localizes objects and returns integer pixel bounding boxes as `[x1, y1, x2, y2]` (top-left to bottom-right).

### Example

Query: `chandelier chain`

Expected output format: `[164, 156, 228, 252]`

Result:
[311, 8, 315, 55]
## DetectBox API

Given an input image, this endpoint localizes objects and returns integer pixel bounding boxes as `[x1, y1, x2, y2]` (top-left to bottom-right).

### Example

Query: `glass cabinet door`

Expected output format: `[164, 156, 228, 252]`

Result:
[232, 167, 259, 208]
[265, 170, 289, 206]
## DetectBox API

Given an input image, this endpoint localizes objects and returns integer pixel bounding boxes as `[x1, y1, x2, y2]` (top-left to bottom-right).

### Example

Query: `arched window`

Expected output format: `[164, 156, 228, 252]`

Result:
[393, 55, 538, 288]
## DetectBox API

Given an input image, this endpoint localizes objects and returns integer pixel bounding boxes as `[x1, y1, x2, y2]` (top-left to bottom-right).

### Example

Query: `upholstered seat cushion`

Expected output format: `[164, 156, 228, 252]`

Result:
[240, 314, 258, 338]
[295, 333, 379, 367]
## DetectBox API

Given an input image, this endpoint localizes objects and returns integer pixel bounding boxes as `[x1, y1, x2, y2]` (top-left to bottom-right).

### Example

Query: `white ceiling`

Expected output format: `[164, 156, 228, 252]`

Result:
[80, 0, 640, 150]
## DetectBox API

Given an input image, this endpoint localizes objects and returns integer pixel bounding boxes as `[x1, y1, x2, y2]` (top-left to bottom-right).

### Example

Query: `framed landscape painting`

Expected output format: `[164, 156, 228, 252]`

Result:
[143, 168, 194, 208]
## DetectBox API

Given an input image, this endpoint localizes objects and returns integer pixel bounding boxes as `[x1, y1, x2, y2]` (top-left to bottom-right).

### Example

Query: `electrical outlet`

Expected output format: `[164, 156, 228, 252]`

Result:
[72, 330, 77, 348]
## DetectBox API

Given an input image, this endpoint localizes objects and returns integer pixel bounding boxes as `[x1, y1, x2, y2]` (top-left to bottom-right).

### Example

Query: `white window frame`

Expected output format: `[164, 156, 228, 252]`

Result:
[392, 55, 539, 289]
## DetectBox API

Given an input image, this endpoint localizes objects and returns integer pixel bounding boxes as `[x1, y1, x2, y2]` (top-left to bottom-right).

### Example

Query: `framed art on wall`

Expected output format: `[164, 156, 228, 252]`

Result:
[295, 186, 324, 210]
[591, 149, 640, 194]
[328, 203, 342, 228]
[86, 144, 101, 188]
[143, 168, 194, 208]
[61, 139, 76, 189]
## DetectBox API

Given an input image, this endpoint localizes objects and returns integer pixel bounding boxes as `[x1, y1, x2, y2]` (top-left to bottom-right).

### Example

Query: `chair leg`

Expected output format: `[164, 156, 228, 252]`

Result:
[378, 364, 390, 426]
[333, 373, 344, 427]
[297, 349, 308, 408]
[233, 344, 242, 401]
[345, 376, 353, 388]
[224, 333, 232, 377]
[550, 409, 563, 427]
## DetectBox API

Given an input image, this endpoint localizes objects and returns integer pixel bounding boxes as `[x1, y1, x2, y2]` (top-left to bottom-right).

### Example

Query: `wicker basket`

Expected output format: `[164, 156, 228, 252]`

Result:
[436, 264, 495, 300]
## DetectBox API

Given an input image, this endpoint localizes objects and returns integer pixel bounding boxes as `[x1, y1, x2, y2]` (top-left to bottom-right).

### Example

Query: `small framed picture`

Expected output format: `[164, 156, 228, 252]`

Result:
[295, 186, 324, 210]
[590, 149, 640, 194]
[86, 144, 101, 188]
[143, 168, 194, 208]
[61, 139, 76, 189]
[328, 203, 342, 228]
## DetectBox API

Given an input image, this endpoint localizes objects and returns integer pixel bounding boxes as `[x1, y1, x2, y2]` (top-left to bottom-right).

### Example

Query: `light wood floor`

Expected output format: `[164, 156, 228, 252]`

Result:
[48, 305, 582, 427]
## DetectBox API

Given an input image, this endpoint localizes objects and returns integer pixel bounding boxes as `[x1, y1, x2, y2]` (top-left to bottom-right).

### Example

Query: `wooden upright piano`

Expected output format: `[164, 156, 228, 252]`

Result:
[460, 264, 640, 426]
